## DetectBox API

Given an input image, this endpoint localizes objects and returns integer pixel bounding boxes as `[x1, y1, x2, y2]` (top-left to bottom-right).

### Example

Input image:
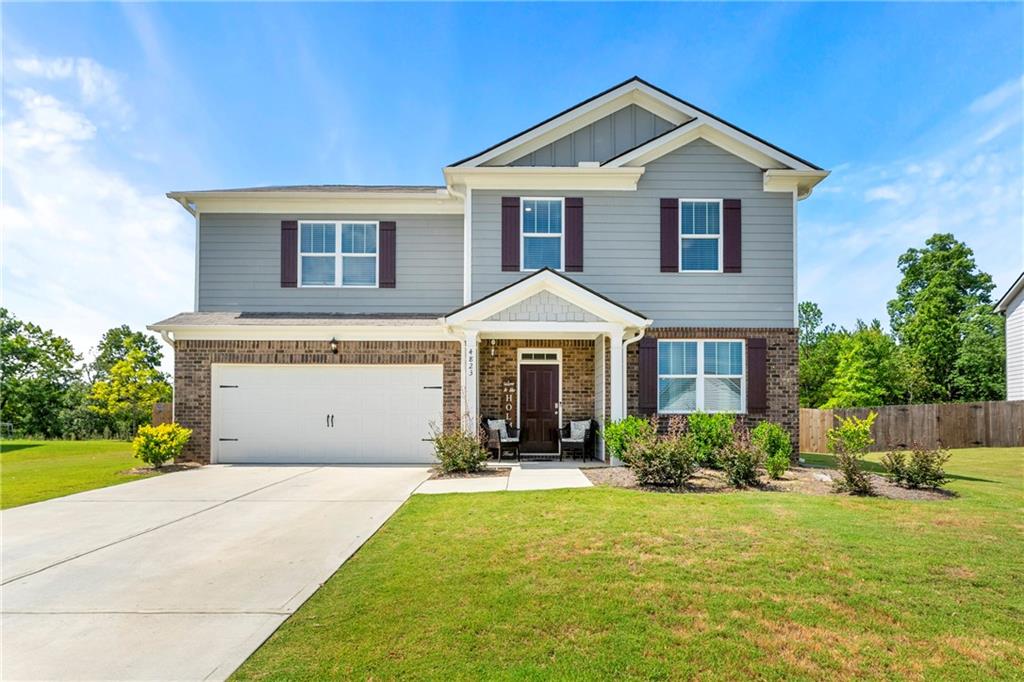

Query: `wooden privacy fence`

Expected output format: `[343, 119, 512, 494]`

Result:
[800, 401, 1024, 453]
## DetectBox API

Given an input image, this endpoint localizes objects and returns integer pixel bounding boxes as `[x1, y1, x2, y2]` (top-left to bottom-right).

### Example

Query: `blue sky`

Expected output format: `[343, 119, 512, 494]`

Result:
[3, 2, 1022, 371]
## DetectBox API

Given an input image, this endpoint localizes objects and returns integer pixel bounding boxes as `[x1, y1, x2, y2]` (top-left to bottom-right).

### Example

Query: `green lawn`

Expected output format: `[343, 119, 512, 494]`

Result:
[234, 447, 1024, 680]
[0, 439, 157, 509]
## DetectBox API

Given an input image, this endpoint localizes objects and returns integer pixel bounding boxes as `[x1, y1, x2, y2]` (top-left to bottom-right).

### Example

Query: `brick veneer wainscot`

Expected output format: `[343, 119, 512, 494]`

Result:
[173, 339, 462, 464]
[477, 339, 596, 427]
[626, 328, 800, 449]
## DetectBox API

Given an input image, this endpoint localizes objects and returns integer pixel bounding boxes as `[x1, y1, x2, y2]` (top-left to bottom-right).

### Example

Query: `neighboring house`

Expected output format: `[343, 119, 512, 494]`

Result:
[995, 271, 1024, 401]
[150, 77, 829, 464]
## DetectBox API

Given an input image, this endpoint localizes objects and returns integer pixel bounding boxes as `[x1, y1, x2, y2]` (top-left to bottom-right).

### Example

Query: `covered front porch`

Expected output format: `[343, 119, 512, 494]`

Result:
[443, 269, 652, 463]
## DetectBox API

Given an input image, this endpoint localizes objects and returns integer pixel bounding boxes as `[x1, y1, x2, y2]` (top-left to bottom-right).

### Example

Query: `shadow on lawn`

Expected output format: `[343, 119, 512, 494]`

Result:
[0, 443, 44, 454]
[803, 453, 998, 484]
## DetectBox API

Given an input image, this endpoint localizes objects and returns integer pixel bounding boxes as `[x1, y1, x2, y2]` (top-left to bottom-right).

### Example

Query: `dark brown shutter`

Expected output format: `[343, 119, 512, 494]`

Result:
[280, 220, 298, 288]
[379, 221, 396, 288]
[660, 199, 678, 272]
[638, 336, 659, 415]
[747, 337, 767, 413]
[723, 199, 742, 273]
[501, 196, 520, 271]
[565, 197, 583, 272]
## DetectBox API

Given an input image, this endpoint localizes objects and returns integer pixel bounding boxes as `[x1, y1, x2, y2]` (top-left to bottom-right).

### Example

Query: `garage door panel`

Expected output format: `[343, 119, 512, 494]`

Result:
[211, 365, 443, 464]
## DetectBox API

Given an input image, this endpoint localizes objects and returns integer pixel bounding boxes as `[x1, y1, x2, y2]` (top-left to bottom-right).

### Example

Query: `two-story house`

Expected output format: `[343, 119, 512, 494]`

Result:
[150, 77, 828, 464]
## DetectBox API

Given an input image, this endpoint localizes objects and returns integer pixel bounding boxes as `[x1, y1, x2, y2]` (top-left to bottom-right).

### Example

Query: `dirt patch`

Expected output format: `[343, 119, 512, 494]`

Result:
[430, 467, 511, 480]
[120, 463, 202, 476]
[583, 465, 956, 501]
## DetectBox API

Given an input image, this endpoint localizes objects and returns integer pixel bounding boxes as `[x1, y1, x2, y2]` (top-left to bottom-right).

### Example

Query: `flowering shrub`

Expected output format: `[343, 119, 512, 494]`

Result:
[132, 423, 192, 469]
[432, 425, 488, 474]
[751, 421, 792, 479]
[882, 444, 951, 489]
[719, 427, 761, 487]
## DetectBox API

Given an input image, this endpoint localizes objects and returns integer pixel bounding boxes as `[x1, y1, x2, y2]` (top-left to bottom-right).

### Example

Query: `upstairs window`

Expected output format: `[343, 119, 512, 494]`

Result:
[521, 198, 563, 271]
[658, 339, 744, 413]
[680, 199, 722, 272]
[299, 221, 378, 287]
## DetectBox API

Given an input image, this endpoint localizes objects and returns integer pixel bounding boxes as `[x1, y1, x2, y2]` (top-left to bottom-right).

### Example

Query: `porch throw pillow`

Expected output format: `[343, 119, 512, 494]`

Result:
[488, 419, 509, 440]
[570, 420, 590, 440]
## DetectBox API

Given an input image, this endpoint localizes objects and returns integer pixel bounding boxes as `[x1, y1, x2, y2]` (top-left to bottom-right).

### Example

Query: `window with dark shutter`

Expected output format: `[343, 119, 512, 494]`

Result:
[565, 197, 583, 272]
[723, 199, 742, 273]
[280, 220, 298, 288]
[638, 336, 658, 414]
[501, 197, 520, 271]
[660, 199, 678, 272]
[379, 221, 396, 288]
[747, 337, 767, 413]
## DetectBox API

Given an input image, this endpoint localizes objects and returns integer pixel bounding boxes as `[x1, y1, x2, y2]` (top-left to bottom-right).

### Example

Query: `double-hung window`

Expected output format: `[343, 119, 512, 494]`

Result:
[299, 221, 378, 287]
[679, 199, 722, 272]
[521, 198, 563, 271]
[658, 339, 745, 413]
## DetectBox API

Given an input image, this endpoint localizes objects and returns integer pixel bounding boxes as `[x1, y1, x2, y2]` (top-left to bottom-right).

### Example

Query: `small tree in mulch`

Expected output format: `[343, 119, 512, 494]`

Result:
[132, 423, 192, 469]
[826, 412, 876, 495]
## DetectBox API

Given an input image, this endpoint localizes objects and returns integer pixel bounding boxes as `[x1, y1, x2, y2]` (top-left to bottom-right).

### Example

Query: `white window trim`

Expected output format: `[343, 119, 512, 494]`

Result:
[520, 197, 565, 272]
[298, 220, 380, 288]
[678, 198, 723, 274]
[657, 339, 746, 414]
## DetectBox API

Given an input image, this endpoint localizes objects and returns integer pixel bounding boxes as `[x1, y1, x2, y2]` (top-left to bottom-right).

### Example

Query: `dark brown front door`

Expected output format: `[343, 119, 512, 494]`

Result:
[519, 363, 560, 453]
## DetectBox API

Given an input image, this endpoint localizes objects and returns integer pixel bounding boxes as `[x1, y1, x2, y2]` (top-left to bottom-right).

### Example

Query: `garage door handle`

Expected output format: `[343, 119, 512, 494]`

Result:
[219, 438, 238, 442]
[423, 385, 443, 390]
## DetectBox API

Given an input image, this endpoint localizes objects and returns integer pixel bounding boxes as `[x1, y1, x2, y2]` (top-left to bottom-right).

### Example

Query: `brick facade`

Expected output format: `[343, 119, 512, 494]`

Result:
[477, 339, 596, 426]
[627, 327, 799, 448]
[173, 339, 461, 464]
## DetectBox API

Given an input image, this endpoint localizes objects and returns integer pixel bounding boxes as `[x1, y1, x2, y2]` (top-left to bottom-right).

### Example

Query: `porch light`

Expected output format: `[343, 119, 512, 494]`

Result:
[329, 338, 339, 355]
[490, 339, 496, 357]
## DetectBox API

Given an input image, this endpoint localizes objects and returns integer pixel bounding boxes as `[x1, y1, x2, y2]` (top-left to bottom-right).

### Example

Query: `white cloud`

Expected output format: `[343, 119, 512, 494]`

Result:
[799, 75, 1024, 330]
[12, 56, 132, 125]
[2, 56, 192, 373]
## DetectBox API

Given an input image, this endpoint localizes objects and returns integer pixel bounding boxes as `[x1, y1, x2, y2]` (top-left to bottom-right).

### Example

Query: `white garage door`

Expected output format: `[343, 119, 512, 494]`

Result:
[211, 364, 443, 464]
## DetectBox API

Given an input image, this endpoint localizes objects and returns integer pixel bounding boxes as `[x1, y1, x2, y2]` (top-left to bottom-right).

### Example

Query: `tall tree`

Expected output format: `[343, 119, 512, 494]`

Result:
[887, 233, 1002, 402]
[798, 301, 847, 407]
[88, 348, 172, 437]
[823, 321, 902, 408]
[0, 309, 82, 437]
[91, 325, 164, 382]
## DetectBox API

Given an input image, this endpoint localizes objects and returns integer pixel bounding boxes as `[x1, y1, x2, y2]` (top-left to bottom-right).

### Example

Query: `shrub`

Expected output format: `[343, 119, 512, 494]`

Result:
[621, 417, 696, 487]
[687, 412, 735, 467]
[603, 415, 656, 461]
[132, 423, 192, 469]
[751, 421, 792, 479]
[882, 444, 951, 489]
[826, 412, 876, 495]
[432, 425, 488, 474]
[720, 427, 761, 487]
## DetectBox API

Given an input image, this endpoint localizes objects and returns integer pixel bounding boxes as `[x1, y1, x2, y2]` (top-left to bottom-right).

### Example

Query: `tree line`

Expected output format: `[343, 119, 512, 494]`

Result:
[800, 233, 1005, 408]
[1, 311, 172, 439]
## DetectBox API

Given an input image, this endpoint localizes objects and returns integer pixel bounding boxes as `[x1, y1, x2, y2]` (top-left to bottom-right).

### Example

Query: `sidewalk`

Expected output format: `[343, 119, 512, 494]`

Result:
[415, 461, 598, 494]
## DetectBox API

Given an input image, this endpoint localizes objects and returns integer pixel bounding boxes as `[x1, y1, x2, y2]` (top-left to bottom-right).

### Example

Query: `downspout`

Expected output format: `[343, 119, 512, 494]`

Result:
[621, 327, 647, 416]
[447, 184, 472, 304]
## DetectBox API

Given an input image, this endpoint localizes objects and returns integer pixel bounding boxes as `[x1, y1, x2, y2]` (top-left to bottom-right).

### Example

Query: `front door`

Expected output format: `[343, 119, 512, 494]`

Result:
[519, 363, 560, 453]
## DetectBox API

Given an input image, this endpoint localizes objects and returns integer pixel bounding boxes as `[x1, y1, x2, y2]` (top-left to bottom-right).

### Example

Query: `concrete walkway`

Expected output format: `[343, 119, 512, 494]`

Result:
[1, 464, 431, 681]
[415, 460, 594, 494]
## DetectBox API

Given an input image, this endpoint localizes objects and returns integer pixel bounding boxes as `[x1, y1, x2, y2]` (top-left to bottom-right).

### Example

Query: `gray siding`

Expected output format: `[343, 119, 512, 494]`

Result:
[504, 104, 676, 167]
[1006, 292, 1023, 400]
[472, 139, 795, 328]
[197, 213, 463, 313]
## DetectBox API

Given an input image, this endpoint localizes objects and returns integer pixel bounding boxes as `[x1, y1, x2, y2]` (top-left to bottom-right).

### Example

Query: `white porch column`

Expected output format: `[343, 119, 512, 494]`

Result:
[463, 330, 480, 432]
[594, 333, 607, 461]
[609, 326, 625, 421]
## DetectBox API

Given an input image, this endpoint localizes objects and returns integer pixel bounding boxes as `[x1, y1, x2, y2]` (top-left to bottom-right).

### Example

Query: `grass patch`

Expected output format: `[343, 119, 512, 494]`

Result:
[1, 439, 157, 509]
[234, 447, 1024, 680]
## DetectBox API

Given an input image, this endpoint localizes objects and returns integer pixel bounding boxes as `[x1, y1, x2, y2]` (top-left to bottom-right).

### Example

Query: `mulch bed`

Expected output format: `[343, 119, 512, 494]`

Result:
[430, 467, 512, 480]
[120, 463, 203, 476]
[583, 465, 956, 501]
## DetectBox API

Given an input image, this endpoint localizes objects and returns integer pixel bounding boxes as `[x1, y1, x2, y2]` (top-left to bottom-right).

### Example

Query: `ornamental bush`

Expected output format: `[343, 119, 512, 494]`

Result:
[622, 421, 697, 487]
[132, 423, 192, 469]
[826, 412, 876, 495]
[751, 421, 793, 479]
[719, 427, 761, 487]
[432, 425, 488, 474]
[687, 412, 735, 468]
[882, 444, 951, 489]
[603, 415, 656, 461]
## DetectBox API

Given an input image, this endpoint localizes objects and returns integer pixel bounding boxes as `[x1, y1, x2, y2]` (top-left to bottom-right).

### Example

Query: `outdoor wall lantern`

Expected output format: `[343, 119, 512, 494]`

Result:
[329, 338, 339, 355]
[490, 339, 496, 357]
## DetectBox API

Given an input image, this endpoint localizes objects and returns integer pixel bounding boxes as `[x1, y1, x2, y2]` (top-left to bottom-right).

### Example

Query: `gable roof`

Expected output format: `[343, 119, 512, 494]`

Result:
[994, 271, 1024, 313]
[450, 76, 822, 172]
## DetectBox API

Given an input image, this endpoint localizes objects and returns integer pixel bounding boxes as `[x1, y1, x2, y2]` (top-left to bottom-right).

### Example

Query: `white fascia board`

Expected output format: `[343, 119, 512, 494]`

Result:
[146, 323, 453, 342]
[443, 166, 644, 192]
[459, 85, 691, 168]
[166, 191, 464, 216]
[994, 272, 1024, 313]
[445, 271, 651, 328]
[457, 321, 623, 337]
[763, 169, 831, 199]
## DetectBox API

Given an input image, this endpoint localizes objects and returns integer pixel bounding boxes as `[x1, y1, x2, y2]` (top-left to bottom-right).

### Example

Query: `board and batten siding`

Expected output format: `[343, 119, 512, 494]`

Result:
[197, 213, 463, 313]
[503, 104, 676, 167]
[1006, 291, 1023, 400]
[472, 139, 796, 328]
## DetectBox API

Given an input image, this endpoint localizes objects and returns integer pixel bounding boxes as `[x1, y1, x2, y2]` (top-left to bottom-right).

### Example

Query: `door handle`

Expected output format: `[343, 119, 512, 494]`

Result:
[330, 414, 335, 428]
[327, 414, 331, 428]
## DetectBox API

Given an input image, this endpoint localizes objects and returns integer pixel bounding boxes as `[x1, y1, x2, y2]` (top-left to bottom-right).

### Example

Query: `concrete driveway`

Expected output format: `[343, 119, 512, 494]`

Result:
[1, 464, 431, 681]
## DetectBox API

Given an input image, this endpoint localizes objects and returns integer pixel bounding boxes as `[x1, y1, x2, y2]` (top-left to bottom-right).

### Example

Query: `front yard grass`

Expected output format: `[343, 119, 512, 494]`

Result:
[0, 439, 157, 509]
[235, 447, 1024, 680]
